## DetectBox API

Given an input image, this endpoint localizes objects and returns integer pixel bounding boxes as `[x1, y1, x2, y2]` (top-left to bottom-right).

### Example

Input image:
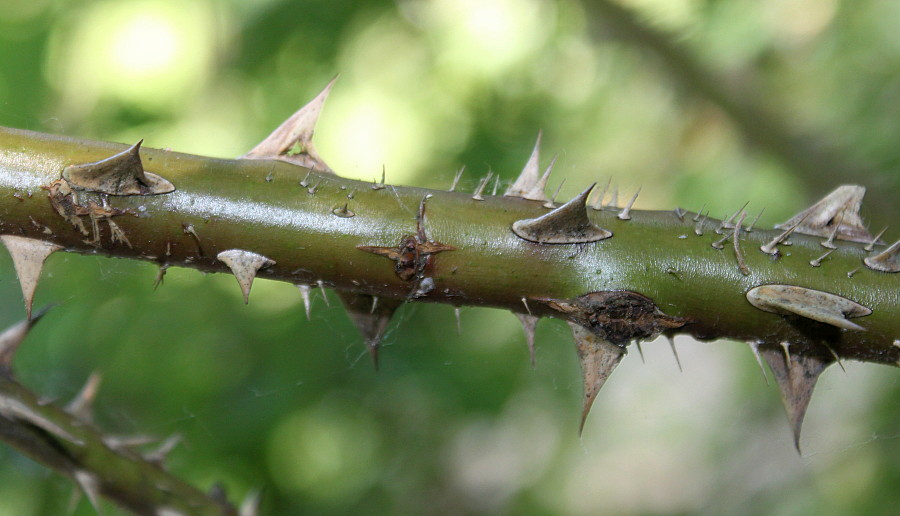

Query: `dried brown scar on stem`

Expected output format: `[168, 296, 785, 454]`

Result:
[42, 179, 133, 243]
[864, 239, 899, 273]
[511, 184, 613, 244]
[569, 321, 625, 434]
[337, 291, 402, 371]
[216, 249, 276, 304]
[540, 290, 687, 347]
[759, 346, 832, 453]
[1, 236, 63, 319]
[62, 140, 175, 196]
[776, 185, 877, 244]
[357, 195, 455, 281]
[504, 131, 555, 202]
[746, 284, 871, 331]
[241, 75, 337, 172]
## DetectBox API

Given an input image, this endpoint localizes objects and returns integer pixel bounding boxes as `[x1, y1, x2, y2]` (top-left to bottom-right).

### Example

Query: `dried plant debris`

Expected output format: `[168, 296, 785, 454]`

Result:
[759, 346, 832, 453]
[569, 322, 626, 434]
[746, 285, 871, 331]
[216, 249, 276, 304]
[542, 290, 686, 347]
[336, 291, 402, 370]
[505, 132, 554, 202]
[242, 76, 337, 172]
[511, 185, 613, 244]
[358, 195, 455, 282]
[42, 179, 133, 245]
[864, 239, 899, 273]
[62, 140, 174, 196]
[775, 185, 876, 244]
[0, 235, 62, 319]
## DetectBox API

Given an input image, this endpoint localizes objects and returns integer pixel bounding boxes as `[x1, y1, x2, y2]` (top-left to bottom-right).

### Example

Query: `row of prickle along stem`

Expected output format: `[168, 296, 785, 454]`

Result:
[3, 78, 898, 452]
[496, 131, 897, 449]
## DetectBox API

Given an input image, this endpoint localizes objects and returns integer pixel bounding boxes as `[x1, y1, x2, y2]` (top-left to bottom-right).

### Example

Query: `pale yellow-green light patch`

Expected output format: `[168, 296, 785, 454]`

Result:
[47, 0, 219, 117]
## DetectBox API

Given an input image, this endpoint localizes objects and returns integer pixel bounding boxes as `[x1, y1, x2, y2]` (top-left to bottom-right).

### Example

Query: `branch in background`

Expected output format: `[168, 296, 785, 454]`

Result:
[0, 310, 254, 516]
[585, 0, 898, 226]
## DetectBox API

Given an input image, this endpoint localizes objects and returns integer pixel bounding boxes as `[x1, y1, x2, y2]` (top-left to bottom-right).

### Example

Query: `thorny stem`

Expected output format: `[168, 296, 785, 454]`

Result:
[0, 375, 237, 515]
[0, 127, 897, 364]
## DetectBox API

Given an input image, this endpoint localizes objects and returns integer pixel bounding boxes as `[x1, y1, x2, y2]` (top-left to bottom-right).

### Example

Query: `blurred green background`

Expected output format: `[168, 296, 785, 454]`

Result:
[0, 0, 897, 514]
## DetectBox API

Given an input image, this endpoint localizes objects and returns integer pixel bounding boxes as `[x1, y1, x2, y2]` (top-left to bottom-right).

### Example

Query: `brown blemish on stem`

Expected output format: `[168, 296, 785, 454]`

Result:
[357, 195, 455, 282]
[541, 290, 687, 346]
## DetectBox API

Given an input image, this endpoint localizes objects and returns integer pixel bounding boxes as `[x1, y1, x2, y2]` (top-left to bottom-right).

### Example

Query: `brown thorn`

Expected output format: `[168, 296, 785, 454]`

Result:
[0, 307, 52, 376]
[0, 235, 63, 319]
[748, 341, 769, 386]
[449, 166, 465, 192]
[746, 207, 765, 232]
[732, 211, 750, 275]
[543, 179, 566, 209]
[864, 227, 888, 252]
[809, 248, 835, 267]
[472, 172, 492, 201]
[711, 231, 731, 250]
[66, 372, 102, 422]
[617, 187, 641, 220]
[317, 280, 330, 307]
[760, 212, 811, 255]
[667, 336, 683, 372]
[635, 342, 645, 363]
[820, 213, 844, 249]
[692, 203, 708, 222]
[864, 239, 899, 273]
[694, 211, 709, 236]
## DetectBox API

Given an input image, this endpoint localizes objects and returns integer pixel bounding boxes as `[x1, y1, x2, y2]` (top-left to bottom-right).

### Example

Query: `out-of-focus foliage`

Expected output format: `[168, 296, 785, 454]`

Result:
[0, 0, 897, 514]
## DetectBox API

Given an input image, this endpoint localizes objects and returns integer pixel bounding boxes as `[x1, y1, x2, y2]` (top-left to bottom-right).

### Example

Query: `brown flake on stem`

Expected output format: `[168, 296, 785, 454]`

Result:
[775, 185, 876, 243]
[62, 140, 175, 196]
[745, 284, 871, 331]
[511, 185, 613, 244]
[863, 239, 899, 273]
[216, 249, 276, 304]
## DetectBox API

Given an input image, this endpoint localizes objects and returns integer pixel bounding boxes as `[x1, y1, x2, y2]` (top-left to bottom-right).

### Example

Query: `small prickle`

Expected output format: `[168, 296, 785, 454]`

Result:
[336, 292, 402, 371]
[217, 249, 276, 304]
[515, 313, 539, 368]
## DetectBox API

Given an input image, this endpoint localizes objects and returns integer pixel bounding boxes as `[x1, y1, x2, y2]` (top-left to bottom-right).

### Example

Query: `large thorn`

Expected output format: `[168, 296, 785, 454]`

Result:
[216, 250, 276, 304]
[759, 346, 831, 453]
[515, 313, 539, 368]
[775, 185, 876, 243]
[242, 76, 337, 172]
[864, 239, 899, 273]
[62, 140, 175, 196]
[66, 372, 102, 423]
[505, 132, 552, 201]
[570, 322, 625, 435]
[1, 235, 63, 319]
[511, 185, 613, 244]
[0, 306, 51, 376]
[746, 284, 871, 331]
[336, 291, 402, 371]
